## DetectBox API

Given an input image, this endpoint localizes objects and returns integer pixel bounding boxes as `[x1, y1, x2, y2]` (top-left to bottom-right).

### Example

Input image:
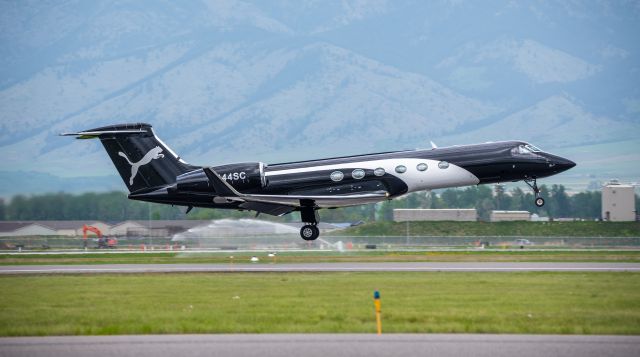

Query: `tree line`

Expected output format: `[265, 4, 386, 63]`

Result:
[0, 185, 636, 222]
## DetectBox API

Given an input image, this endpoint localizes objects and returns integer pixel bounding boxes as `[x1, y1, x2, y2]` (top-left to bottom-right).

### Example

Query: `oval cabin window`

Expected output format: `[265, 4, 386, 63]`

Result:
[352, 169, 365, 179]
[330, 171, 344, 182]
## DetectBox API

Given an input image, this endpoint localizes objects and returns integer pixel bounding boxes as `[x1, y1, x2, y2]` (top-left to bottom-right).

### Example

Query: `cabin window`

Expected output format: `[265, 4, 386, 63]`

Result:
[374, 167, 386, 176]
[438, 161, 449, 169]
[416, 163, 428, 171]
[330, 171, 344, 182]
[352, 169, 365, 179]
[395, 165, 407, 174]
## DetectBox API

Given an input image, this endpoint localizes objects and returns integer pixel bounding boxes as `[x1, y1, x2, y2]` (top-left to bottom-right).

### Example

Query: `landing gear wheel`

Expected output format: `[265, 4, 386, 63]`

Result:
[300, 225, 319, 241]
[525, 178, 545, 208]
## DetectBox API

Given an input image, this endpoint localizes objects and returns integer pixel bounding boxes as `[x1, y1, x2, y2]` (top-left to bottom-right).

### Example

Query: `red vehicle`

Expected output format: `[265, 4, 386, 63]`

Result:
[82, 225, 117, 249]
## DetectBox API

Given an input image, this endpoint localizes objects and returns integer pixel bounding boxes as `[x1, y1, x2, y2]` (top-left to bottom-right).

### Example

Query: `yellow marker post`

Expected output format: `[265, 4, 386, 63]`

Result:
[374, 290, 382, 335]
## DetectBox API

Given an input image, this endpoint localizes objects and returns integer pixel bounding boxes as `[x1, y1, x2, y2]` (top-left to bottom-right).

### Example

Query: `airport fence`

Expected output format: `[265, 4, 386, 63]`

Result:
[1, 234, 640, 251]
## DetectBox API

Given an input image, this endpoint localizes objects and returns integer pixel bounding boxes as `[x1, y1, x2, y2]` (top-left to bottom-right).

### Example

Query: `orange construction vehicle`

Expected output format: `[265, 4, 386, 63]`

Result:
[82, 225, 117, 249]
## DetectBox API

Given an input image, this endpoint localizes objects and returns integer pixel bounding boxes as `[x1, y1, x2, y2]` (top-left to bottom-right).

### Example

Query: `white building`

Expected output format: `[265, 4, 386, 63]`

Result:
[0, 222, 58, 237]
[490, 211, 531, 222]
[109, 221, 148, 236]
[602, 183, 636, 221]
[0, 220, 209, 238]
[393, 209, 477, 222]
[33, 221, 111, 236]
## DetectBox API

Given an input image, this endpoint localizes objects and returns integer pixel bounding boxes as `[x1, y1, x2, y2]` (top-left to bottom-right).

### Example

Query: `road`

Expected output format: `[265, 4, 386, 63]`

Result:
[2, 248, 639, 255]
[1, 334, 639, 357]
[1, 262, 640, 274]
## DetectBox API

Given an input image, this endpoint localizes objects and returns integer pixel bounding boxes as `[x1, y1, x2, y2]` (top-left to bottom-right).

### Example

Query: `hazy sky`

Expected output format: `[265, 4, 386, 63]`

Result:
[0, 0, 638, 195]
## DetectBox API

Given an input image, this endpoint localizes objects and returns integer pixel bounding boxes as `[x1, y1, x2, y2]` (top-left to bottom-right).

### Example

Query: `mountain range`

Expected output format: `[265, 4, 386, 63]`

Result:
[1, 0, 639, 197]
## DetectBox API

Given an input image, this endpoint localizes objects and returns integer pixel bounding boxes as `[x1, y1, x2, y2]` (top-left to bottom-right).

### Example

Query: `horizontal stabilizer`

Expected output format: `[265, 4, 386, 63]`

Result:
[60, 123, 150, 139]
[60, 129, 146, 139]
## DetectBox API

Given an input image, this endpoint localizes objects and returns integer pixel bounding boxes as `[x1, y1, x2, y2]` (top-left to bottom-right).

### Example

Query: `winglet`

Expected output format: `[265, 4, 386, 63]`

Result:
[430, 141, 438, 149]
[203, 167, 244, 197]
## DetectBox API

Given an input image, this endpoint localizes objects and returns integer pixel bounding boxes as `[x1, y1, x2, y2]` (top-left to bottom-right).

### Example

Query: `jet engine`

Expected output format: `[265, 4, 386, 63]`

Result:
[175, 162, 267, 193]
[213, 162, 267, 191]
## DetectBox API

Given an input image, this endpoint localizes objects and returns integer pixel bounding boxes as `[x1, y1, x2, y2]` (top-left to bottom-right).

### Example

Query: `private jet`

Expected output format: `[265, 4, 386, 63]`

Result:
[63, 123, 576, 241]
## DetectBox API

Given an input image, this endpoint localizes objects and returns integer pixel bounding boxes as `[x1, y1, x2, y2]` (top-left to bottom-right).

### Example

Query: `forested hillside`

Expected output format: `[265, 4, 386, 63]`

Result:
[2, 185, 631, 222]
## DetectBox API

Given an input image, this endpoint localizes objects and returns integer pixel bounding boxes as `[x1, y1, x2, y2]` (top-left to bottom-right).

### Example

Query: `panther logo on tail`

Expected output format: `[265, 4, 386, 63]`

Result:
[118, 146, 165, 186]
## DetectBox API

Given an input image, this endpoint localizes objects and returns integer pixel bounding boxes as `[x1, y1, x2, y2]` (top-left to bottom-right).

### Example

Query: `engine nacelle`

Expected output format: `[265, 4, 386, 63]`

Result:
[213, 162, 267, 192]
[175, 162, 267, 194]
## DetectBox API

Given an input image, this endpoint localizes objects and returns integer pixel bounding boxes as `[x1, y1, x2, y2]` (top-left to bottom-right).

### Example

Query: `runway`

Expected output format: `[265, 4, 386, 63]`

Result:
[1, 334, 639, 357]
[1, 262, 640, 274]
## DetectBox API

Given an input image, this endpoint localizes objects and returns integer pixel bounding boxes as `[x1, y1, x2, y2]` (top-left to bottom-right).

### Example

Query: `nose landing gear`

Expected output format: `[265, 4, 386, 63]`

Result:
[525, 178, 545, 207]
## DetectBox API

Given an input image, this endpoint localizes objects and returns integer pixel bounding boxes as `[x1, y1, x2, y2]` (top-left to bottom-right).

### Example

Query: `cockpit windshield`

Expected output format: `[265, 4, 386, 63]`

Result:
[524, 144, 542, 152]
[511, 144, 543, 156]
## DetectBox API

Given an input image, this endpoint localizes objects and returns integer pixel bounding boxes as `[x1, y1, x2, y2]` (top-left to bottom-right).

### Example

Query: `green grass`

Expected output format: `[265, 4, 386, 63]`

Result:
[1, 272, 639, 335]
[2, 250, 640, 265]
[341, 221, 640, 237]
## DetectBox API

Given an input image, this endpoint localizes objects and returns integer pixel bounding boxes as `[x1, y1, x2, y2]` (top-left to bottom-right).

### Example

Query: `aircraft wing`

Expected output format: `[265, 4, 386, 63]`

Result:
[203, 167, 389, 212]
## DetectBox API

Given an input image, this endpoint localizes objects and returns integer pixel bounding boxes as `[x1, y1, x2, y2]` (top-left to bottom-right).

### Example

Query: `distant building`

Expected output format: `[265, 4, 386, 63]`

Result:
[530, 213, 549, 222]
[0, 222, 58, 237]
[602, 182, 636, 221]
[0, 220, 209, 237]
[393, 209, 477, 222]
[109, 221, 147, 236]
[34, 221, 111, 236]
[490, 211, 531, 222]
[0, 221, 113, 237]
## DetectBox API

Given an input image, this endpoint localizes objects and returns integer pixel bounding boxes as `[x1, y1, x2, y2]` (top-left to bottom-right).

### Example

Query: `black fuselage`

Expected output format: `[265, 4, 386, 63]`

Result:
[63, 123, 576, 240]
[130, 140, 575, 211]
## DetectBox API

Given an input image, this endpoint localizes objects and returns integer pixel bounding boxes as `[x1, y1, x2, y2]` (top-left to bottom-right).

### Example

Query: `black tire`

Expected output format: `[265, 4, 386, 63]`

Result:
[535, 197, 545, 207]
[311, 225, 320, 239]
[300, 224, 320, 241]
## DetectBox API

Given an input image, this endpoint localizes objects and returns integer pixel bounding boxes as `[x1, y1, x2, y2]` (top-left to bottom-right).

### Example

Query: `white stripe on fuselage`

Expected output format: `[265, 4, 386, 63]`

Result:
[266, 158, 479, 194]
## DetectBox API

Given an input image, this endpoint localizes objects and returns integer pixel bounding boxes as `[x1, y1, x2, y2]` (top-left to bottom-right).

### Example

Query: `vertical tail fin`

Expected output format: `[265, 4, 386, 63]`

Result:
[61, 123, 197, 192]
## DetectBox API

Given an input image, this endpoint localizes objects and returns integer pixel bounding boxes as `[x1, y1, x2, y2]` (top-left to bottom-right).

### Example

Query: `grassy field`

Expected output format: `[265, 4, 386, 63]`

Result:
[340, 221, 640, 237]
[2, 250, 640, 265]
[1, 272, 639, 336]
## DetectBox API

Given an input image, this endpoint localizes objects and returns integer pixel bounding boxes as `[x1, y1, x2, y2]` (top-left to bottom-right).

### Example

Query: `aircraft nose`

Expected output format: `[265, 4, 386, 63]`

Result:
[552, 156, 576, 172]
[565, 159, 576, 169]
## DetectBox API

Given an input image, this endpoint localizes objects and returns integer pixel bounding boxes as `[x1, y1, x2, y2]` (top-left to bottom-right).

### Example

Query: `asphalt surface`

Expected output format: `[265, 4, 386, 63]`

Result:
[1, 262, 640, 274]
[3, 248, 639, 255]
[1, 334, 639, 357]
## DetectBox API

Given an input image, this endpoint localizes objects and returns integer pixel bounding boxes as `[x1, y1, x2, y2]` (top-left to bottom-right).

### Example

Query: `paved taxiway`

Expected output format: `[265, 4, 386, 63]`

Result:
[1, 262, 640, 274]
[1, 334, 639, 357]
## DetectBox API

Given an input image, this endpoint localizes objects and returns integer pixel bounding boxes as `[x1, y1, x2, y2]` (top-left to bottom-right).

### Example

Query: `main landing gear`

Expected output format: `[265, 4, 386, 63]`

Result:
[524, 178, 545, 207]
[300, 225, 320, 241]
[300, 206, 320, 241]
